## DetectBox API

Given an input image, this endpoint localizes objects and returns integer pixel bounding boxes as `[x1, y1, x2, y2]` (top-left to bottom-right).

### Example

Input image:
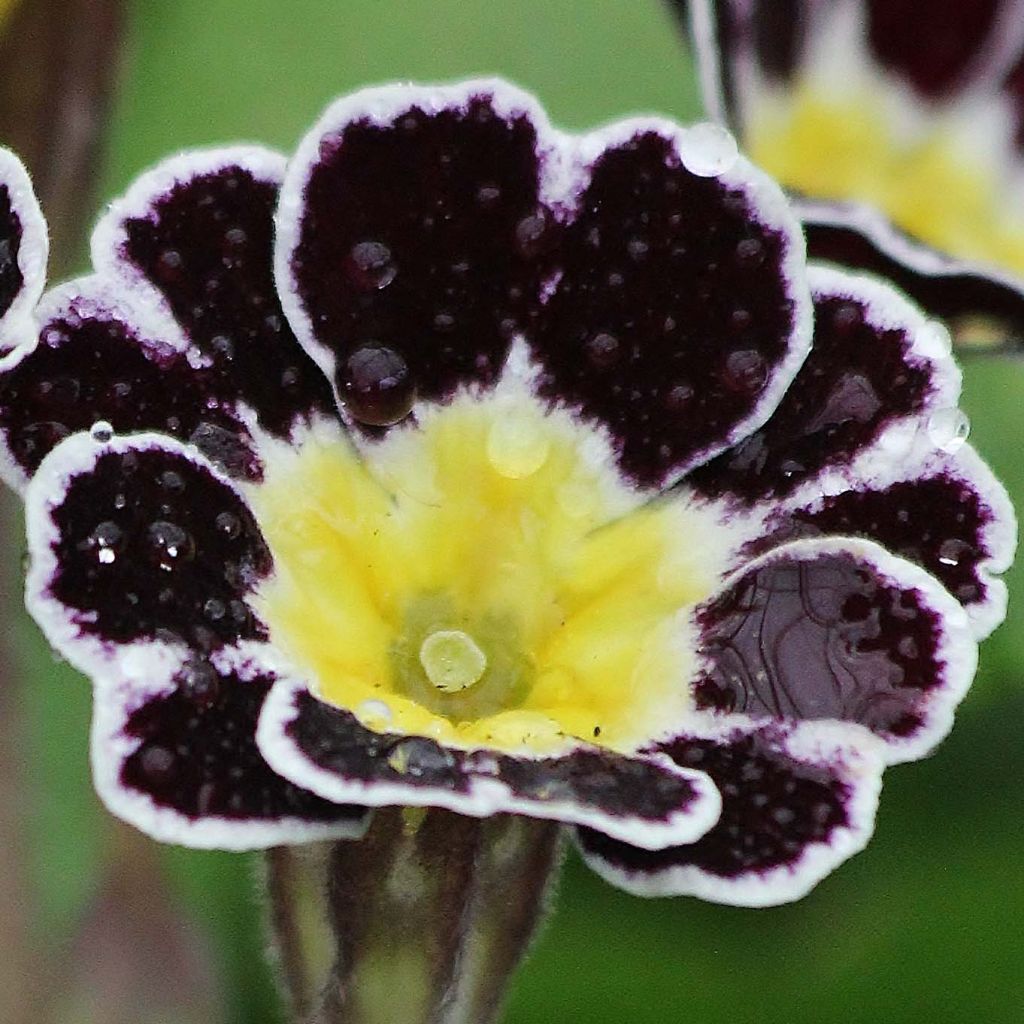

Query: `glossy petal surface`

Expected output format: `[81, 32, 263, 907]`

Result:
[577, 719, 883, 906]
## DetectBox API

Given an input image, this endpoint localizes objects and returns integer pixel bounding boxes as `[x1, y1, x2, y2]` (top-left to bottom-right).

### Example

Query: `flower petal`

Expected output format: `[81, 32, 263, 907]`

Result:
[92, 660, 366, 850]
[576, 718, 883, 907]
[799, 199, 1024, 355]
[758, 444, 1016, 640]
[862, 0, 1017, 99]
[256, 679, 722, 850]
[25, 432, 272, 681]
[531, 119, 811, 490]
[92, 146, 336, 436]
[0, 148, 47, 357]
[692, 537, 977, 764]
[690, 264, 960, 505]
[277, 80, 556, 426]
[0, 279, 259, 490]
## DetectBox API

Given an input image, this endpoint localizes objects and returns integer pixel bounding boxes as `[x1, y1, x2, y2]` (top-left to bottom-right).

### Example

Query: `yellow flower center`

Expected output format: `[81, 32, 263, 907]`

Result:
[249, 389, 727, 756]
[747, 82, 1024, 277]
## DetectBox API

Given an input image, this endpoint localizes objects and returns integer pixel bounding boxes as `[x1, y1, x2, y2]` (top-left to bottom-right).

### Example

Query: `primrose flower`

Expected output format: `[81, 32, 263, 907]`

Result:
[0, 80, 1013, 908]
[677, 0, 1024, 349]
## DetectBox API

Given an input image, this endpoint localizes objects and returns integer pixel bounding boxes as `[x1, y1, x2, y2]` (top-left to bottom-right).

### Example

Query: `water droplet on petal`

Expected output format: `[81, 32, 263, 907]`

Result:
[386, 737, 456, 777]
[138, 744, 177, 785]
[917, 320, 953, 360]
[85, 520, 125, 564]
[215, 510, 241, 540]
[337, 342, 416, 426]
[90, 420, 114, 442]
[585, 332, 620, 369]
[927, 408, 970, 453]
[356, 699, 393, 730]
[147, 520, 196, 571]
[181, 660, 219, 710]
[345, 240, 397, 291]
[722, 349, 767, 394]
[681, 123, 739, 177]
[514, 209, 551, 259]
[487, 408, 550, 479]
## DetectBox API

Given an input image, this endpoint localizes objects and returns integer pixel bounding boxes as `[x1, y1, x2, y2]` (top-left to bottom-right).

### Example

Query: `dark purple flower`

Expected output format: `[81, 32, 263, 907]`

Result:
[0, 80, 1013, 904]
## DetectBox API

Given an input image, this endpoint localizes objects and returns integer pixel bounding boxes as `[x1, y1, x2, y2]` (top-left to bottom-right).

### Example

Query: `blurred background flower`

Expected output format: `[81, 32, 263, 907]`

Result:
[1, 2, 1022, 1023]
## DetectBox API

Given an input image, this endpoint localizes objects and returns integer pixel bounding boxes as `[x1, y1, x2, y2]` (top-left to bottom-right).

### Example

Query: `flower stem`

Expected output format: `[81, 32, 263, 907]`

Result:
[266, 810, 562, 1024]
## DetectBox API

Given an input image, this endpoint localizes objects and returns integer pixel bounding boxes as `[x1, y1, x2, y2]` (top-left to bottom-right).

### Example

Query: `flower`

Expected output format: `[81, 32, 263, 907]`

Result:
[676, 0, 1024, 349]
[0, 79, 1013, 907]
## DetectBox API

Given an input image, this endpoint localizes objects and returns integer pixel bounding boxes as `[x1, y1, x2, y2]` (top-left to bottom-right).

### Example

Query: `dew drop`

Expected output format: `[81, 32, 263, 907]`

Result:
[215, 510, 242, 540]
[681, 122, 739, 177]
[386, 737, 456, 777]
[147, 520, 196, 571]
[663, 382, 693, 413]
[916, 320, 953, 360]
[486, 409, 550, 479]
[337, 342, 416, 427]
[181, 660, 219, 710]
[356, 699, 393, 730]
[938, 537, 973, 567]
[159, 469, 186, 494]
[585, 331, 620, 369]
[344, 240, 397, 291]
[514, 209, 551, 259]
[722, 349, 767, 394]
[734, 237, 765, 269]
[210, 334, 234, 359]
[475, 182, 502, 208]
[90, 420, 114, 442]
[85, 520, 125, 564]
[927, 408, 970, 453]
[203, 597, 226, 621]
[138, 744, 177, 785]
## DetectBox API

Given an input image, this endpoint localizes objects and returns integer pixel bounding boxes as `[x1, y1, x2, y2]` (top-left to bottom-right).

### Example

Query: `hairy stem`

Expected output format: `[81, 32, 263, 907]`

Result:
[266, 811, 563, 1024]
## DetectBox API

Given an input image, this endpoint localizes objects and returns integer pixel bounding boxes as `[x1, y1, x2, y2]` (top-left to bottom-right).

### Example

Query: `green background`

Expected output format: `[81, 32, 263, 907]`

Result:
[16, 1, 1024, 1022]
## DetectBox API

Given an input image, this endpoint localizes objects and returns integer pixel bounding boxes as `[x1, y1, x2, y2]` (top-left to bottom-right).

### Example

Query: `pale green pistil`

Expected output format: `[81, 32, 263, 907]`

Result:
[419, 630, 488, 693]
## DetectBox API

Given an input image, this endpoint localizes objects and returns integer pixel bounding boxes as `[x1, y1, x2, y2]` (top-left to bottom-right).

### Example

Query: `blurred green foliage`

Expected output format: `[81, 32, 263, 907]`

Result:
[16, 1, 1024, 1022]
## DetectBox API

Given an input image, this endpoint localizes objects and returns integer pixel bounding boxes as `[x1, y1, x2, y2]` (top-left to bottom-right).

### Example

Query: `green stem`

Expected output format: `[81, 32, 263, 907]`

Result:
[266, 811, 562, 1024]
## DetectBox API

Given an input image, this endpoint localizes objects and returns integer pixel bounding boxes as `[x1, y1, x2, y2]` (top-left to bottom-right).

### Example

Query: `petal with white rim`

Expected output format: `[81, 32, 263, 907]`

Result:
[690, 264, 961, 506]
[25, 432, 272, 683]
[576, 717, 884, 907]
[691, 537, 978, 764]
[92, 659, 366, 850]
[256, 679, 723, 850]
[92, 146, 336, 438]
[0, 147, 47, 358]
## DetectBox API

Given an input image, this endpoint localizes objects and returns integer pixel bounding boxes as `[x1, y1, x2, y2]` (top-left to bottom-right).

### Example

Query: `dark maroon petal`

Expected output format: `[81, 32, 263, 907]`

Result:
[576, 719, 882, 906]
[0, 282, 258, 488]
[690, 265, 958, 504]
[756, 445, 1015, 639]
[93, 664, 366, 849]
[866, 0, 1003, 98]
[279, 82, 553, 426]
[533, 124, 810, 489]
[0, 149, 47, 354]
[94, 148, 336, 437]
[26, 434, 272, 667]
[692, 538, 976, 763]
[256, 681, 721, 848]
[800, 200, 1024, 355]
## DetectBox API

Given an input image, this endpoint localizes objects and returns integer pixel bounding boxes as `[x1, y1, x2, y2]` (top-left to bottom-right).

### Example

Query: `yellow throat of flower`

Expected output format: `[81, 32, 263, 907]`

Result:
[249, 390, 724, 757]
[747, 81, 1024, 277]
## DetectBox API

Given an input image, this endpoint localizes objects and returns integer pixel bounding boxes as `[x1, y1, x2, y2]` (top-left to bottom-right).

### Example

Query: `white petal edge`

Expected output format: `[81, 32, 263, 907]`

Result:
[0, 147, 48, 361]
[91, 670, 367, 851]
[694, 535, 979, 766]
[256, 676, 724, 851]
[23, 429, 259, 690]
[577, 716, 885, 908]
